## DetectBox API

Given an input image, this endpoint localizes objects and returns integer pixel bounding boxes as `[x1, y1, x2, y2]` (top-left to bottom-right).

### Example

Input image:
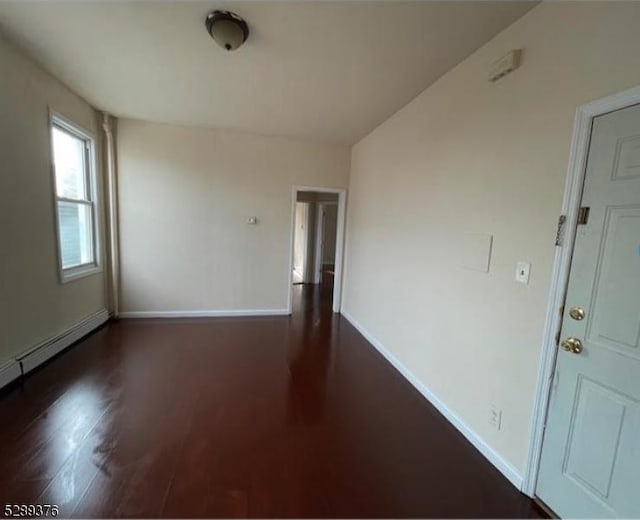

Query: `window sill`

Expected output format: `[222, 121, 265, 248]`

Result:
[60, 264, 102, 284]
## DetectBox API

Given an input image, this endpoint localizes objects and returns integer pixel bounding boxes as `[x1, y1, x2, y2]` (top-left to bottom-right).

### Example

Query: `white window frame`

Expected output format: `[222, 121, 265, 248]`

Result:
[49, 111, 102, 283]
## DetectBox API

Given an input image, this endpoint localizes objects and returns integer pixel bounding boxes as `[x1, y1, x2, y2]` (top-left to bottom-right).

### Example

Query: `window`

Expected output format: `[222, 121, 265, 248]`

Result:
[50, 115, 100, 282]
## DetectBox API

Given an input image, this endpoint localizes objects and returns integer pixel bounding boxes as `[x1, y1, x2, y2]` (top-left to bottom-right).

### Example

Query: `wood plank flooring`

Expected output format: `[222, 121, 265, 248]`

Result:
[0, 279, 544, 518]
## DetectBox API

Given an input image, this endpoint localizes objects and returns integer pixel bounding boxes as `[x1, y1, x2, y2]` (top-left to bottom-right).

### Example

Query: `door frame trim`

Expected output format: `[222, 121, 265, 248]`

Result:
[522, 84, 640, 497]
[287, 185, 347, 314]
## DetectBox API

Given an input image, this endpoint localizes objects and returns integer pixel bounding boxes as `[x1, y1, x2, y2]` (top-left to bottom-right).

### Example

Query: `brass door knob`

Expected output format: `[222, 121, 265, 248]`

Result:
[561, 337, 583, 354]
[569, 307, 586, 321]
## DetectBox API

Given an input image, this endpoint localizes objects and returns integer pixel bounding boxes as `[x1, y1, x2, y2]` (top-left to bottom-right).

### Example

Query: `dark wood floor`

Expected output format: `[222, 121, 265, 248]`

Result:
[0, 277, 544, 518]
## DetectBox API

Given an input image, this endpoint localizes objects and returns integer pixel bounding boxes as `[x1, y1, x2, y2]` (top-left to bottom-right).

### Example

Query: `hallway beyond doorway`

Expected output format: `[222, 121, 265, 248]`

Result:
[289, 187, 345, 314]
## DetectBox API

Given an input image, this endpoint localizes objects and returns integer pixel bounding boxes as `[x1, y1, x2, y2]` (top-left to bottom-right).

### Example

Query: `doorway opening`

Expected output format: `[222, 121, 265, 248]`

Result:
[288, 186, 346, 314]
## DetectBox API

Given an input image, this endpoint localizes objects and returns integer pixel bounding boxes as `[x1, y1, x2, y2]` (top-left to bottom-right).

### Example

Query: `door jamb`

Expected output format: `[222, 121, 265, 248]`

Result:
[287, 186, 347, 314]
[522, 85, 640, 497]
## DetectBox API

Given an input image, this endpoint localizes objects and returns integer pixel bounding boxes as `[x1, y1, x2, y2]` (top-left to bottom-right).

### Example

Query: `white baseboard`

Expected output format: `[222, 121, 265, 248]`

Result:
[118, 309, 290, 318]
[19, 309, 110, 375]
[340, 309, 523, 491]
[0, 360, 21, 390]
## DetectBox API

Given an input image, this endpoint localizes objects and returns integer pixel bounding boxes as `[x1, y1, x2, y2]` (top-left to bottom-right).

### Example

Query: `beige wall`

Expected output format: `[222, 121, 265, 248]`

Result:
[0, 33, 106, 365]
[343, 1, 640, 476]
[117, 120, 350, 313]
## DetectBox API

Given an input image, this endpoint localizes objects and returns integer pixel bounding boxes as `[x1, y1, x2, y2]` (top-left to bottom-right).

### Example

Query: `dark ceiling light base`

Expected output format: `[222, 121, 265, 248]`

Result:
[205, 10, 249, 51]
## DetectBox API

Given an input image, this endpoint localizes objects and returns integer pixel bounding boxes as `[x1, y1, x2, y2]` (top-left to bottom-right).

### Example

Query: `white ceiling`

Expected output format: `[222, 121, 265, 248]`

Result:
[0, 1, 536, 144]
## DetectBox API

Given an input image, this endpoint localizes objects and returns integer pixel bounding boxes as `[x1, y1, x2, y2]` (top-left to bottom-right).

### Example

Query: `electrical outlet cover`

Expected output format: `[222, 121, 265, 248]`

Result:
[515, 261, 531, 284]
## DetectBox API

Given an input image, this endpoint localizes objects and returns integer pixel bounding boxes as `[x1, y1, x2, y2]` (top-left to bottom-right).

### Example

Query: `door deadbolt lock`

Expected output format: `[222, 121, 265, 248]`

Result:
[569, 307, 586, 321]
[561, 337, 583, 354]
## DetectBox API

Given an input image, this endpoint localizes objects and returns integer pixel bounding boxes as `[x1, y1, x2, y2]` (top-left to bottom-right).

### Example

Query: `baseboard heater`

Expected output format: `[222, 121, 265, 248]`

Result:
[0, 309, 110, 390]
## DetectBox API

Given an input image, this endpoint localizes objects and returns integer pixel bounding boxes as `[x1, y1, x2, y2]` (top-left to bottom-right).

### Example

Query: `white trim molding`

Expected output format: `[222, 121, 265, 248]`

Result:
[341, 309, 523, 490]
[0, 360, 22, 390]
[19, 309, 110, 375]
[118, 309, 289, 319]
[522, 85, 640, 497]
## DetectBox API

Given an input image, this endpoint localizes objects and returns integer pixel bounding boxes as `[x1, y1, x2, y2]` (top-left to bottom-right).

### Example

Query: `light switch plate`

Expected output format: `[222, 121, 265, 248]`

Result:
[515, 261, 531, 284]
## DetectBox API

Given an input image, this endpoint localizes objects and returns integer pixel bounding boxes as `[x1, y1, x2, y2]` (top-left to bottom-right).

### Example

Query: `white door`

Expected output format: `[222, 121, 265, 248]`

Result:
[293, 202, 309, 283]
[537, 103, 640, 517]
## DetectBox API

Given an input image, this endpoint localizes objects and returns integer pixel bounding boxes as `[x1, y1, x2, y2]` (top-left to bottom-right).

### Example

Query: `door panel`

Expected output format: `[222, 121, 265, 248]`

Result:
[565, 377, 630, 500]
[612, 134, 640, 180]
[588, 207, 640, 354]
[537, 103, 640, 518]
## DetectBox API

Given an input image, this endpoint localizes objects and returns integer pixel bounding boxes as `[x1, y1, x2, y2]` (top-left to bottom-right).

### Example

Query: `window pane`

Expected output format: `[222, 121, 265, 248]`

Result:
[57, 201, 94, 269]
[52, 126, 87, 200]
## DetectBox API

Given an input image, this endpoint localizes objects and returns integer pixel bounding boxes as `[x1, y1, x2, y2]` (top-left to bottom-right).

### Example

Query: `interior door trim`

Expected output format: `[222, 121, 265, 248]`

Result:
[522, 85, 640, 497]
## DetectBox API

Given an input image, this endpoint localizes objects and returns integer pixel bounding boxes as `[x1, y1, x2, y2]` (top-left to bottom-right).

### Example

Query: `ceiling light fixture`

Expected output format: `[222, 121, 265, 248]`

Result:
[205, 10, 249, 51]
